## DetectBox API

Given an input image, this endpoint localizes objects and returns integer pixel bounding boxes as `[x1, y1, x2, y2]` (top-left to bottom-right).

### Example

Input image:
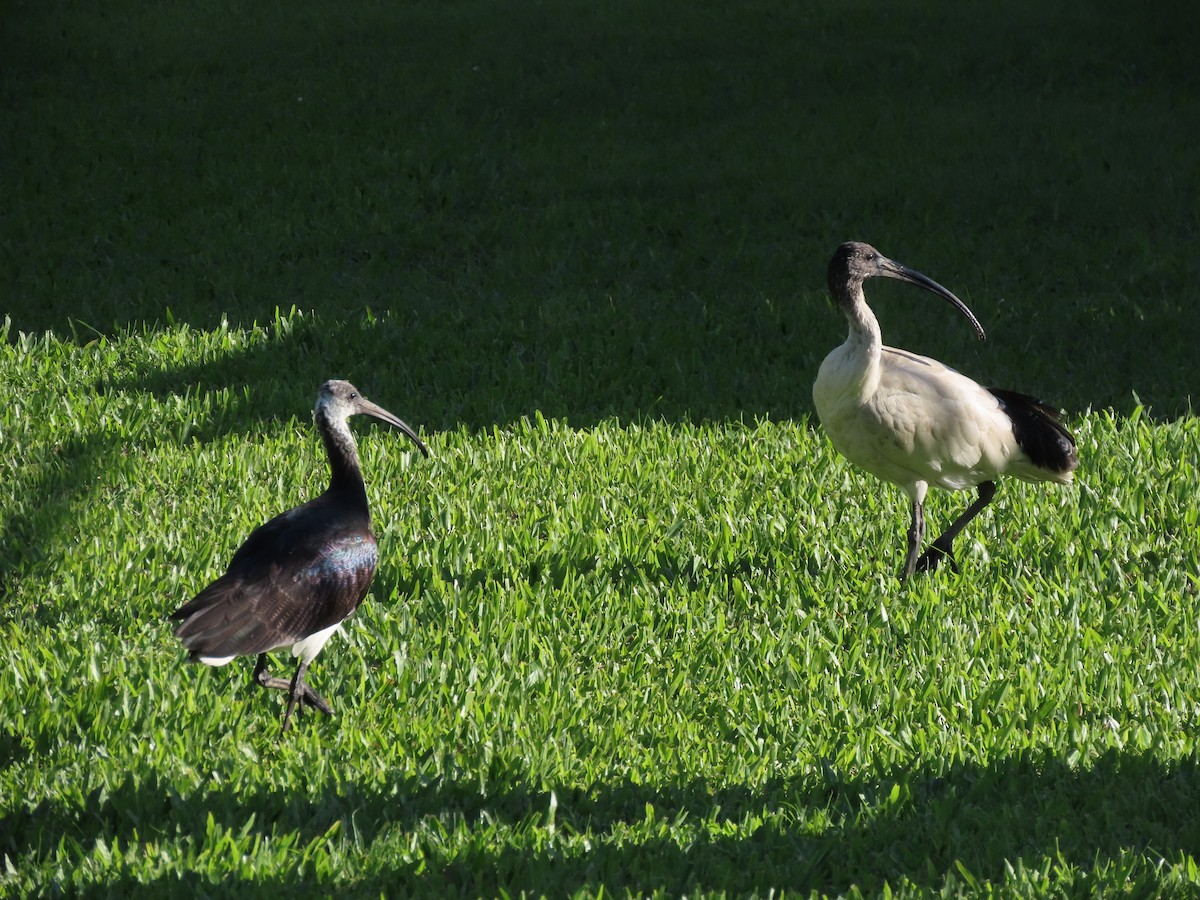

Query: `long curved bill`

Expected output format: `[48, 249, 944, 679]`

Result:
[359, 399, 431, 458]
[878, 256, 986, 340]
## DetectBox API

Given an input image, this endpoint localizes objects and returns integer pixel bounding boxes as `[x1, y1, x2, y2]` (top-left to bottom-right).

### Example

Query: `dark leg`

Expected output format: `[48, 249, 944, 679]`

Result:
[281, 659, 333, 734]
[915, 481, 997, 574]
[253, 653, 291, 691]
[253, 654, 333, 731]
[900, 498, 925, 581]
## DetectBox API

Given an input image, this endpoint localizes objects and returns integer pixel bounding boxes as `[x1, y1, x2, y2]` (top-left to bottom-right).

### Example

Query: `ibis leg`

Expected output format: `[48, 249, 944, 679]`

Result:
[281, 659, 333, 733]
[253, 653, 292, 691]
[915, 481, 997, 574]
[254, 654, 333, 730]
[900, 498, 925, 581]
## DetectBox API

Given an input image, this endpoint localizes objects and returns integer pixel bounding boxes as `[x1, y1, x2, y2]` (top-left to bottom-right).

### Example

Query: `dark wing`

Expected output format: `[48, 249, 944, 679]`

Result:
[170, 501, 378, 660]
[986, 388, 1079, 476]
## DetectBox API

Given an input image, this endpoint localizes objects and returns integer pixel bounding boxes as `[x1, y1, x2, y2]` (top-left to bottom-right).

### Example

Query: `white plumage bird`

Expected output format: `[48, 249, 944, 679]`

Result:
[813, 241, 1078, 580]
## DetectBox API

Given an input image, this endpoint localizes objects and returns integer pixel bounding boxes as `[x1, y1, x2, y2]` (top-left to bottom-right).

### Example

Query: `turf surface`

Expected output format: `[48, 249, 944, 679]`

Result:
[3, 0, 1199, 896]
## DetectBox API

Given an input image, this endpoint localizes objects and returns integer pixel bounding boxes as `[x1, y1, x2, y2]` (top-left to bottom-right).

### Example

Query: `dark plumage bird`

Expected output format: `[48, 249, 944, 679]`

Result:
[812, 242, 1079, 581]
[170, 380, 429, 732]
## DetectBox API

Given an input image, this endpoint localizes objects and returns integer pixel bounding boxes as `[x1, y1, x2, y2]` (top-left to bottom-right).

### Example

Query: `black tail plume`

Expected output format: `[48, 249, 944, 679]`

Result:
[988, 388, 1079, 475]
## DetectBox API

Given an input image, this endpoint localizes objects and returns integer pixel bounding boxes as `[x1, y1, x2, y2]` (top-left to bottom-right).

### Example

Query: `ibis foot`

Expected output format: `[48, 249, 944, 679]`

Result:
[280, 661, 333, 734]
[914, 541, 960, 575]
[254, 655, 333, 730]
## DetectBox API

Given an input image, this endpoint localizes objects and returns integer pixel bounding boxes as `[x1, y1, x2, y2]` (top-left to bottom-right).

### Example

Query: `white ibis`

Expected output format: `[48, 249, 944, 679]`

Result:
[170, 380, 430, 732]
[812, 241, 1078, 581]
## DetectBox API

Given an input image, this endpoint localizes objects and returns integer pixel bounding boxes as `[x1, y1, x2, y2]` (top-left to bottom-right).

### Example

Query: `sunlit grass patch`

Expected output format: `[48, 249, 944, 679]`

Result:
[3, 314, 1200, 897]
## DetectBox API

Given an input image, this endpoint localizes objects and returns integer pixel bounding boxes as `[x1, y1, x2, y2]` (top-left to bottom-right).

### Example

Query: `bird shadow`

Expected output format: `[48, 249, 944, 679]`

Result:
[6, 748, 1198, 897]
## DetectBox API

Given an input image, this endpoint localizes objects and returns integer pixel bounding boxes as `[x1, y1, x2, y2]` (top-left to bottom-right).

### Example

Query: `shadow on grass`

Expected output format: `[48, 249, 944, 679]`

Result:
[103, 297, 811, 431]
[0, 432, 123, 625]
[0, 396, 269, 615]
[5, 0, 1198, 419]
[6, 750, 1198, 896]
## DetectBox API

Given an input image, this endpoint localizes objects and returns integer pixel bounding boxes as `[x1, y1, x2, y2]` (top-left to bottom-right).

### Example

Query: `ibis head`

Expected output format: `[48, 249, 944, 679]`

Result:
[317, 379, 430, 458]
[827, 241, 986, 341]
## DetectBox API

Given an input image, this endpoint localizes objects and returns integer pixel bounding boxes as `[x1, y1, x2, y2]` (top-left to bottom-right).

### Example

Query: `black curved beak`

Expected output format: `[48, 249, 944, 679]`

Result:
[878, 256, 986, 340]
[358, 399, 431, 458]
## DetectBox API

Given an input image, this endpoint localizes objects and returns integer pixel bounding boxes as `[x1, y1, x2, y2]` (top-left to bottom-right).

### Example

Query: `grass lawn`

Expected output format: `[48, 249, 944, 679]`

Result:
[3, 0, 1200, 896]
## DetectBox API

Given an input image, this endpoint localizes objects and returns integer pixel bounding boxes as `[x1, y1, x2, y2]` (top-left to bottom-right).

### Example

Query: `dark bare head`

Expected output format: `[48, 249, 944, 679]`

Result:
[316, 380, 430, 457]
[827, 241, 985, 340]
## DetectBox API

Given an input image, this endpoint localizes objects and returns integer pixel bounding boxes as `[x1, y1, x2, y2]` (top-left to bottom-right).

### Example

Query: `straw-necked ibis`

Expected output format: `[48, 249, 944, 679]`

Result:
[812, 241, 1078, 580]
[170, 380, 429, 732]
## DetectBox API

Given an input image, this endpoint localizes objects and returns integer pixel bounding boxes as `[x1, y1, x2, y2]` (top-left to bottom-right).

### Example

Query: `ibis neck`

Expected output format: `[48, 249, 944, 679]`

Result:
[317, 410, 369, 508]
[839, 282, 879, 339]
[824, 284, 883, 403]
[840, 284, 882, 360]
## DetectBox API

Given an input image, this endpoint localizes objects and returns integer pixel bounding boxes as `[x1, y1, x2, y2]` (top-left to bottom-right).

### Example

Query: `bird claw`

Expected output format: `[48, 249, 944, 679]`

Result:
[301, 687, 333, 716]
[280, 684, 333, 734]
[915, 544, 959, 575]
